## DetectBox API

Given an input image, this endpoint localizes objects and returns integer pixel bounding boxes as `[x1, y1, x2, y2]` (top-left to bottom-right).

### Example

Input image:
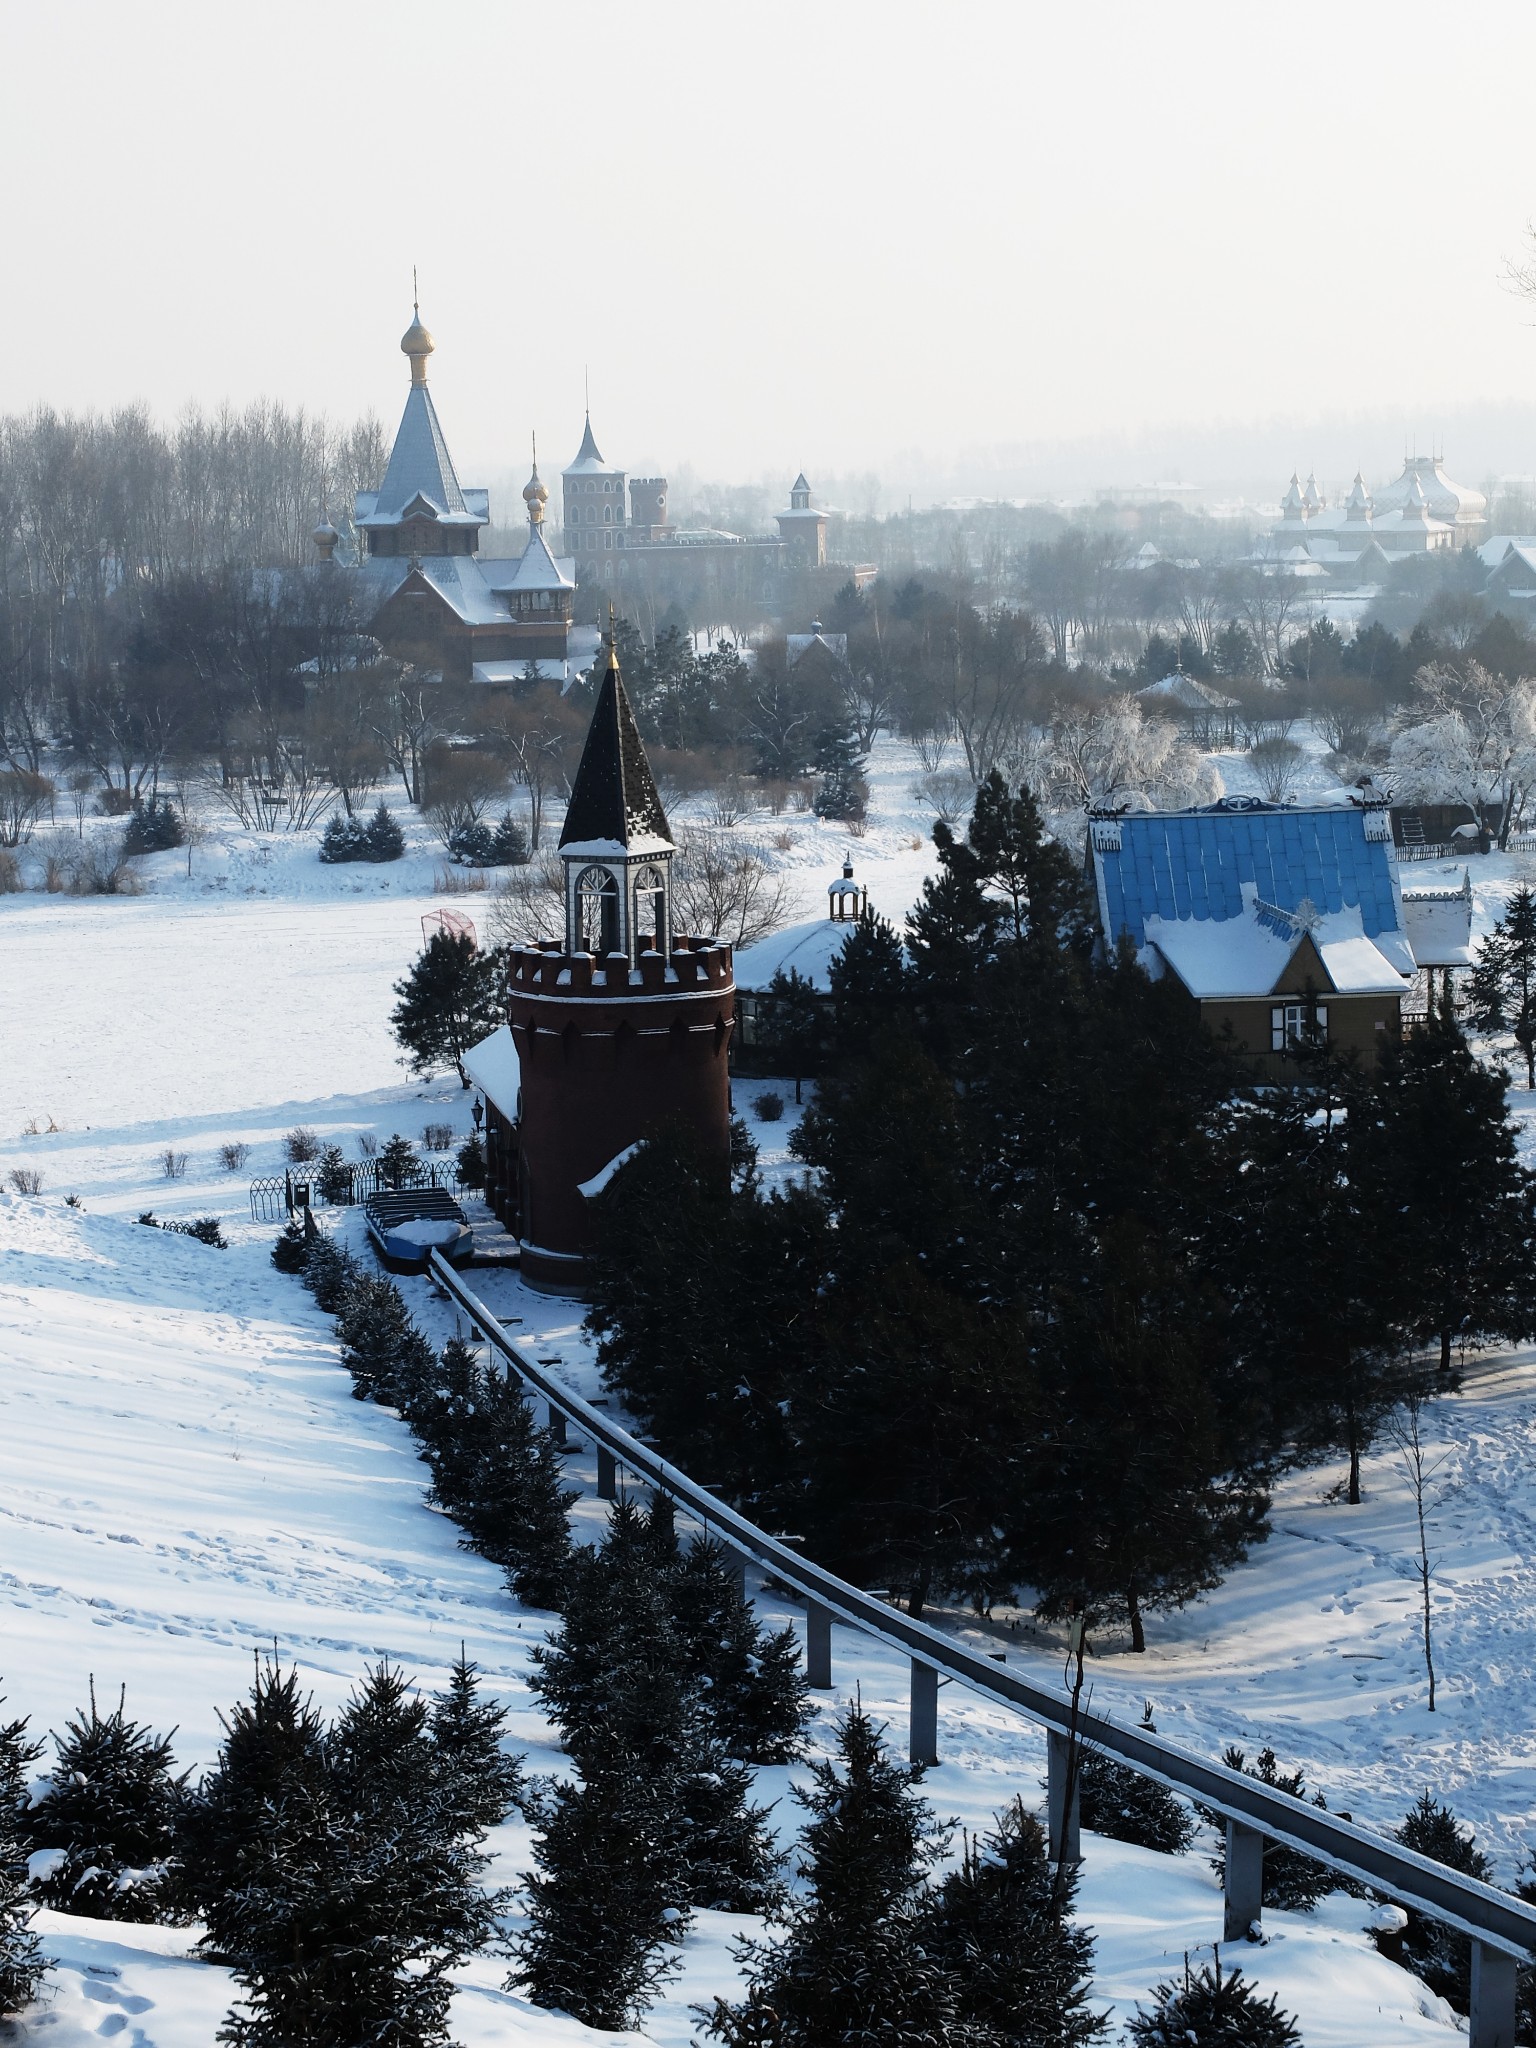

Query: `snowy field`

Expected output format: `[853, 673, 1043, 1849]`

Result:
[3, 730, 1536, 2042]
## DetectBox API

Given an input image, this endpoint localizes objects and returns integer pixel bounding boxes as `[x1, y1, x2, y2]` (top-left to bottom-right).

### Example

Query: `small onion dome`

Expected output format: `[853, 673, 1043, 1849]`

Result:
[523, 465, 549, 520]
[312, 517, 340, 559]
[401, 306, 434, 383]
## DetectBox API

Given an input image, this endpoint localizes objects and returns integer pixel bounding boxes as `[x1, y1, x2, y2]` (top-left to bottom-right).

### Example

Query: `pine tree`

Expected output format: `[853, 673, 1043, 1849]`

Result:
[828, 906, 911, 1056]
[512, 1761, 682, 2030]
[1351, 992, 1536, 1371]
[669, 1536, 809, 1763]
[756, 966, 822, 1102]
[812, 720, 869, 822]
[334, 1274, 435, 1407]
[314, 1144, 353, 1205]
[923, 1799, 1106, 2047]
[413, 1336, 487, 1502]
[28, 1682, 185, 1921]
[390, 932, 508, 1088]
[450, 1369, 574, 1610]
[1395, 1792, 1491, 2012]
[300, 1232, 359, 1314]
[364, 802, 405, 862]
[378, 1131, 419, 1189]
[702, 1699, 963, 2047]
[1127, 1955, 1300, 2047]
[1210, 1749, 1332, 1914]
[271, 1217, 309, 1274]
[428, 1652, 524, 1841]
[1468, 886, 1536, 1085]
[0, 1697, 44, 2017]
[1077, 1751, 1192, 1855]
[194, 1659, 502, 2048]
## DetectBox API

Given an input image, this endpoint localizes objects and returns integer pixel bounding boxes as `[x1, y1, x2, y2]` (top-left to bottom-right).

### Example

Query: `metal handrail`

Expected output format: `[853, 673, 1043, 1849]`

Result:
[430, 1252, 1536, 1960]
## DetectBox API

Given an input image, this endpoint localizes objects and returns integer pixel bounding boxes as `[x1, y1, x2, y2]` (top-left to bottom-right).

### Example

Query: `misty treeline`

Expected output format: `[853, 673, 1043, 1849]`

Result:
[590, 776, 1536, 1650]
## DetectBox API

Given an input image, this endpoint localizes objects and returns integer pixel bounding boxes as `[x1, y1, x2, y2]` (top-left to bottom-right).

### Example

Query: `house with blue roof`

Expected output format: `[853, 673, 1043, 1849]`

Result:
[1087, 796, 1420, 1074]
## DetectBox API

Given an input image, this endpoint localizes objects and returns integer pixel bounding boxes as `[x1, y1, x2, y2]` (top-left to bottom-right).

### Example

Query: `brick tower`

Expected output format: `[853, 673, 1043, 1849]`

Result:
[508, 634, 736, 1290]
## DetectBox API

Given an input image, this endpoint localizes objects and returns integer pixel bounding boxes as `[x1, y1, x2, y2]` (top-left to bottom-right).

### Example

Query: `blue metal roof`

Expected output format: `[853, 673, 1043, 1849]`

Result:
[1094, 802, 1401, 949]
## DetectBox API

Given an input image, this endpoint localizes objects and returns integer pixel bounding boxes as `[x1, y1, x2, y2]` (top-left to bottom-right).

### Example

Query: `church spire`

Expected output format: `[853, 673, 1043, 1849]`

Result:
[559, 621, 671, 854]
[523, 433, 548, 529]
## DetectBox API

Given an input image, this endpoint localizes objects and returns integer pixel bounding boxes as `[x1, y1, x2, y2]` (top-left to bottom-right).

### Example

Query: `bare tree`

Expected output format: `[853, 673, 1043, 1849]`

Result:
[1385, 1395, 1446, 1713]
[671, 826, 791, 948]
[487, 850, 565, 948]
[1247, 735, 1304, 803]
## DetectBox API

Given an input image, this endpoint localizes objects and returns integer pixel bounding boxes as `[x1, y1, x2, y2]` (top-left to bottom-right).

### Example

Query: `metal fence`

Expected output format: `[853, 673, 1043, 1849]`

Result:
[250, 1160, 465, 1222]
[431, 1252, 1536, 2045]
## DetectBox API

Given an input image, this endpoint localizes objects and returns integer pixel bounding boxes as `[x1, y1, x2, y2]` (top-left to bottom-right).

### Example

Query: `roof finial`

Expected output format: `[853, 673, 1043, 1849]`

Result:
[606, 600, 619, 671]
[401, 286, 434, 388]
[413, 264, 419, 316]
[523, 432, 548, 528]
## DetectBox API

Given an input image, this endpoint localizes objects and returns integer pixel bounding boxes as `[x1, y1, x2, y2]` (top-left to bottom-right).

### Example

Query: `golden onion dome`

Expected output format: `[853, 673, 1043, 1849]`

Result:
[401, 305, 434, 384]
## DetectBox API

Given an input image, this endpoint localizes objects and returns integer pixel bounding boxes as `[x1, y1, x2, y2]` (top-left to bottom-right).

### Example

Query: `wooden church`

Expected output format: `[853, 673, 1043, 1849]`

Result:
[465, 635, 736, 1289]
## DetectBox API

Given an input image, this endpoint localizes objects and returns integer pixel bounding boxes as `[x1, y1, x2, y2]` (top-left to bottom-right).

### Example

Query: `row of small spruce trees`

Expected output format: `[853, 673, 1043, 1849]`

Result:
[318, 803, 530, 867]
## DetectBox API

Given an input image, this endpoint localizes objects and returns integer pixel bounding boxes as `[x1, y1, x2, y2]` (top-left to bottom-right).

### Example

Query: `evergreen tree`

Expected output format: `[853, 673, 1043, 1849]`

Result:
[827, 906, 911, 1055]
[364, 803, 405, 861]
[1468, 886, 1536, 1084]
[448, 1368, 574, 1610]
[455, 1132, 485, 1188]
[271, 1217, 309, 1274]
[193, 1658, 501, 2048]
[1351, 994, 1536, 1371]
[378, 1131, 419, 1188]
[300, 1232, 359, 1314]
[1127, 1956, 1300, 2047]
[812, 719, 870, 822]
[428, 1653, 524, 1841]
[334, 1273, 435, 1407]
[390, 931, 508, 1088]
[1210, 1749, 1332, 1913]
[28, 1683, 185, 1921]
[319, 811, 369, 863]
[756, 966, 822, 1102]
[702, 1700, 964, 2048]
[1077, 1751, 1193, 1855]
[923, 1799, 1106, 2047]
[180, 1657, 330, 1937]
[411, 1336, 487, 1501]
[669, 1536, 809, 1763]
[1395, 1792, 1491, 2012]
[313, 1144, 353, 1205]
[512, 1763, 682, 2030]
[0, 1696, 44, 2017]
[123, 794, 184, 854]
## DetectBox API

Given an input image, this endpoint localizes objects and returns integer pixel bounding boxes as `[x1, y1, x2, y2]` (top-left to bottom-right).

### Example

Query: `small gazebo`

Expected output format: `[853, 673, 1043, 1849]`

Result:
[828, 857, 867, 923]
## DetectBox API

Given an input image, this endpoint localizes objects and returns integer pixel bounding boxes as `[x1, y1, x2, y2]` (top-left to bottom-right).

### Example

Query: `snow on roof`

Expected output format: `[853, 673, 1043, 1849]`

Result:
[1370, 455, 1486, 524]
[1476, 534, 1536, 568]
[472, 658, 573, 686]
[559, 656, 672, 853]
[735, 916, 854, 992]
[1091, 799, 1413, 998]
[491, 524, 576, 594]
[1135, 673, 1236, 711]
[578, 1142, 645, 1199]
[462, 1024, 520, 1121]
[1400, 870, 1474, 968]
[563, 413, 621, 477]
[786, 631, 848, 665]
[362, 384, 477, 527]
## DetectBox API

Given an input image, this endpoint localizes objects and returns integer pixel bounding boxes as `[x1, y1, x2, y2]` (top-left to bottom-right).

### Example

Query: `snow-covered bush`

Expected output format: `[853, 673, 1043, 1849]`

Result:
[6, 1169, 42, 1196]
[122, 795, 183, 855]
[160, 1148, 187, 1179]
[1078, 1748, 1193, 1855]
[756, 1092, 785, 1122]
[319, 802, 404, 864]
[218, 1141, 250, 1172]
[1127, 1956, 1300, 2046]
[26, 1684, 185, 1923]
[283, 1126, 319, 1164]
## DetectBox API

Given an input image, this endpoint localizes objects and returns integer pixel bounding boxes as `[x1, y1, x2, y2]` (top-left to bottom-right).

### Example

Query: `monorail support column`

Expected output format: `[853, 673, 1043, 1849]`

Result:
[596, 1447, 617, 1500]
[1470, 1942, 1518, 2048]
[910, 1662, 938, 1767]
[546, 1405, 566, 1447]
[1223, 1821, 1264, 1943]
[1046, 1730, 1081, 1864]
[805, 1601, 833, 1689]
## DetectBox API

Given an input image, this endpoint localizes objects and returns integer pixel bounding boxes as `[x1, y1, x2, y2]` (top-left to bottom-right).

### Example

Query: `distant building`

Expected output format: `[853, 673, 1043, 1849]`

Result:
[1262, 455, 1487, 580]
[338, 306, 581, 684]
[1086, 795, 1431, 1076]
[559, 415, 871, 593]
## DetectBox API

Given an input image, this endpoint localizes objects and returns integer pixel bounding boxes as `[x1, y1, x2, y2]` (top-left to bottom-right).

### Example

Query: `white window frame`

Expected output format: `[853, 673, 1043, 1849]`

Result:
[1272, 1000, 1328, 1052]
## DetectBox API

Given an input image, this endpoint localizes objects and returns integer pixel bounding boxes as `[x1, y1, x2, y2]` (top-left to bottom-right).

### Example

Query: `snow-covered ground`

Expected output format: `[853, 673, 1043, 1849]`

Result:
[2, 728, 1533, 2043]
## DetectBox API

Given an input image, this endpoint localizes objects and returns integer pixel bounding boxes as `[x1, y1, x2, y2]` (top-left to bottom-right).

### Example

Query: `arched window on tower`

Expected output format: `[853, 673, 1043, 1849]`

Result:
[575, 866, 620, 955]
[634, 864, 668, 949]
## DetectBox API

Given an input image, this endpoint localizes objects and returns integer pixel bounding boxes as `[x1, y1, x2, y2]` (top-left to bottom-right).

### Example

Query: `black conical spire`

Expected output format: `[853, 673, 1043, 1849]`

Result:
[559, 637, 671, 850]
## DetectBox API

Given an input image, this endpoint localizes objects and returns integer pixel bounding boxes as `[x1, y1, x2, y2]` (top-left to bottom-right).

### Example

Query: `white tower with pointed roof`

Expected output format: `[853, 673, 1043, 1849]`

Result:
[561, 413, 629, 578]
[775, 472, 828, 567]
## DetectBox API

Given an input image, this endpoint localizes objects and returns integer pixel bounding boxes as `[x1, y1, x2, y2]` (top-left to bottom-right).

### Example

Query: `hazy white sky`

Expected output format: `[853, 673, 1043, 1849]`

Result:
[6, 0, 1536, 499]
